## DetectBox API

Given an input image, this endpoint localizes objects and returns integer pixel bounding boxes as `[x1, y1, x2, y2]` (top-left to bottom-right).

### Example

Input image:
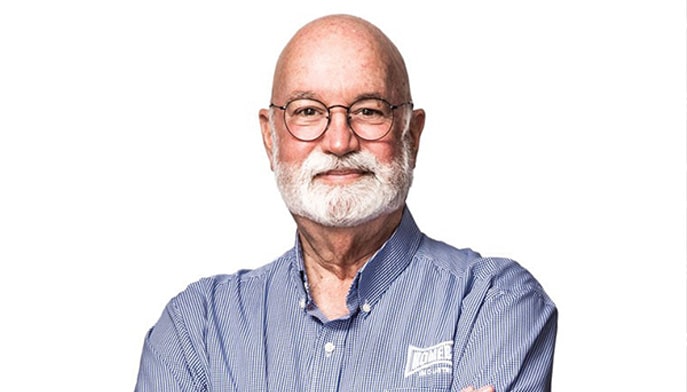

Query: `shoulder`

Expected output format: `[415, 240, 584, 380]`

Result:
[414, 235, 555, 307]
[167, 249, 296, 315]
[414, 235, 482, 273]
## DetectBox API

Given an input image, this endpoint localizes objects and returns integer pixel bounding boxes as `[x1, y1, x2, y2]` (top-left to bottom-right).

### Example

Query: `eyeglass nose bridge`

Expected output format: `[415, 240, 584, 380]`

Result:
[323, 104, 355, 134]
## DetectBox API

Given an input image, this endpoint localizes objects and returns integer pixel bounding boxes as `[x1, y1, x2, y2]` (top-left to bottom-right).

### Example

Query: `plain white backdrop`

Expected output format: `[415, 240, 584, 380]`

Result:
[1, 1, 685, 390]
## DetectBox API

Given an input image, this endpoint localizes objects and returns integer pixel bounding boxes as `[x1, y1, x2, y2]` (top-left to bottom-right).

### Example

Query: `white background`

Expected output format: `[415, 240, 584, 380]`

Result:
[1, 1, 685, 390]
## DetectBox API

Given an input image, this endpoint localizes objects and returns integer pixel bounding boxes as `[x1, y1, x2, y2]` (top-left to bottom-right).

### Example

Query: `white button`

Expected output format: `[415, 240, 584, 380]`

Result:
[361, 302, 371, 313]
[298, 298, 306, 309]
[324, 342, 335, 354]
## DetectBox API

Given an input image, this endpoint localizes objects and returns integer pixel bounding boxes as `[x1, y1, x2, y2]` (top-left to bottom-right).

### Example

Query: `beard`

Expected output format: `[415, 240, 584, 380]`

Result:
[271, 131, 415, 228]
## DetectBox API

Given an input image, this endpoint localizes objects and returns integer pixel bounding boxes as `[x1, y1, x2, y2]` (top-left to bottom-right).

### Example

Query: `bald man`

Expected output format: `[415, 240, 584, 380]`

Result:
[135, 15, 557, 392]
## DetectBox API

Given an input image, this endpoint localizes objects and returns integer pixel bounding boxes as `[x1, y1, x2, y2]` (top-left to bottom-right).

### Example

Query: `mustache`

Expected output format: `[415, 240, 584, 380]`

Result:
[301, 151, 380, 176]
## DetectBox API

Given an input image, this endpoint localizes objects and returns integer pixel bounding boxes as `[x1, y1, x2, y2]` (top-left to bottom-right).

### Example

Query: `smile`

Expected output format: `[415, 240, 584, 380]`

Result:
[314, 169, 372, 184]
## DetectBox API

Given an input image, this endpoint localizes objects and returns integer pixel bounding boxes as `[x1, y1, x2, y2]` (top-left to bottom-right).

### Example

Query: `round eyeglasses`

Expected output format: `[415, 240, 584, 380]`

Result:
[270, 98, 413, 141]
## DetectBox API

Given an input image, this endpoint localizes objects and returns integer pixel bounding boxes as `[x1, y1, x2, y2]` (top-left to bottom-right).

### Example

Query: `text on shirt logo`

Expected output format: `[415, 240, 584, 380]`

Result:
[403, 340, 453, 378]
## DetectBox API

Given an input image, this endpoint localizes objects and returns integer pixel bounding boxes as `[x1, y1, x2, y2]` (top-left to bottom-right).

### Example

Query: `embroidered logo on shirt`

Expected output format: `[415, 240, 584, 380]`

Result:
[404, 341, 453, 377]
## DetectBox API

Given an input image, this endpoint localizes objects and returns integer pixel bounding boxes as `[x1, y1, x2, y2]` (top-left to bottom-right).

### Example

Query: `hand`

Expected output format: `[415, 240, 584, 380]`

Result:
[460, 385, 495, 392]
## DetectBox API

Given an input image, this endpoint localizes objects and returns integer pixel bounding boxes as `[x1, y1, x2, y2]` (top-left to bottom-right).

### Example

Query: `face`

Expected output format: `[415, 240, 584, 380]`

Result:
[259, 20, 425, 227]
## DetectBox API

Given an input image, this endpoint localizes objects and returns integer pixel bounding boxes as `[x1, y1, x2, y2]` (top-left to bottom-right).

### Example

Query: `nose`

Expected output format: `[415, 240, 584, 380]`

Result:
[321, 107, 360, 156]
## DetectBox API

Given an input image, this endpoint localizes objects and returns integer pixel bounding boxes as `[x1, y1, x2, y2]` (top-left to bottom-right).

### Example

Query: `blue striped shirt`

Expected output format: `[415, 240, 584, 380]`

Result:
[135, 209, 557, 391]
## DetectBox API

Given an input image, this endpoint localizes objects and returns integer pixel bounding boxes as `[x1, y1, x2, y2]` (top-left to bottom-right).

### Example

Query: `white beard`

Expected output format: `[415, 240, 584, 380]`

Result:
[272, 135, 414, 228]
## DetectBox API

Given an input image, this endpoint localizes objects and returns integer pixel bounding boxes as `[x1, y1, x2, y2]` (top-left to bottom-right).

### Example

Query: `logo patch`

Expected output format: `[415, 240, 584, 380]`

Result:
[404, 340, 453, 378]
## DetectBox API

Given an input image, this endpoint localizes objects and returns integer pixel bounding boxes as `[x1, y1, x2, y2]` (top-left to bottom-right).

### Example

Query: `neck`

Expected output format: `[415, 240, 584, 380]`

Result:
[294, 207, 404, 320]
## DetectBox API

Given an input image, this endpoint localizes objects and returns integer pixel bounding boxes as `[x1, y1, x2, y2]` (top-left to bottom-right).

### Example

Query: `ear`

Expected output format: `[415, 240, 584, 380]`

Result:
[259, 108, 276, 171]
[407, 108, 425, 168]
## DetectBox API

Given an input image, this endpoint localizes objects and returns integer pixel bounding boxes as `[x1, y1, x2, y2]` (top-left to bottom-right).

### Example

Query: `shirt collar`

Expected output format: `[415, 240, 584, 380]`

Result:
[355, 207, 423, 308]
[290, 207, 423, 318]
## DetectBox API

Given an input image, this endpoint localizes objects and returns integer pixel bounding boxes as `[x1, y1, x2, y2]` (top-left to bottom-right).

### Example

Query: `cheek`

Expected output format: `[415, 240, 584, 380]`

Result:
[368, 136, 404, 164]
[275, 137, 315, 165]
[371, 146, 397, 165]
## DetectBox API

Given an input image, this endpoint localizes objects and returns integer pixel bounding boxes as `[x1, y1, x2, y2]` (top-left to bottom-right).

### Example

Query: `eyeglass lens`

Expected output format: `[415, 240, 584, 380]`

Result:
[283, 98, 395, 141]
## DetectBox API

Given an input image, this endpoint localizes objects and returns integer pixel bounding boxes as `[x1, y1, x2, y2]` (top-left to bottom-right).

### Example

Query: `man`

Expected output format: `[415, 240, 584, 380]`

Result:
[135, 14, 557, 392]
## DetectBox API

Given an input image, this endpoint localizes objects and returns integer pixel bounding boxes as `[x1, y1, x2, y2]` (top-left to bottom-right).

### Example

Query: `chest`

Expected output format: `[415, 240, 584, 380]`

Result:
[206, 280, 464, 392]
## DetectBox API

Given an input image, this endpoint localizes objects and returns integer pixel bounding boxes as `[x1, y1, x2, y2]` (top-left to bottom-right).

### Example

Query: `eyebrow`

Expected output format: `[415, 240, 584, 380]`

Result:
[352, 92, 386, 101]
[286, 91, 318, 101]
[284, 91, 387, 104]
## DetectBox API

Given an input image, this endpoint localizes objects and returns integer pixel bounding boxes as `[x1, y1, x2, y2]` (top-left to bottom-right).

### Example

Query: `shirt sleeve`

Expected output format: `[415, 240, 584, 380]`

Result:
[135, 289, 210, 392]
[452, 260, 558, 392]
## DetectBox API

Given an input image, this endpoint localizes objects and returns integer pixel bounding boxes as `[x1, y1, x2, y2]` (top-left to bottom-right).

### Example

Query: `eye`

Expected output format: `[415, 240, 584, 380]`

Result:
[293, 106, 322, 117]
[364, 108, 385, 117]
[287, 100, 327, 119]
[350, 99, 390, 120]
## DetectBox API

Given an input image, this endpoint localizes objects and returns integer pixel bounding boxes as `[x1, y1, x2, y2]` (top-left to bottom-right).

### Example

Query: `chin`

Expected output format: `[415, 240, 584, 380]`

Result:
[286, 180, 410, 228]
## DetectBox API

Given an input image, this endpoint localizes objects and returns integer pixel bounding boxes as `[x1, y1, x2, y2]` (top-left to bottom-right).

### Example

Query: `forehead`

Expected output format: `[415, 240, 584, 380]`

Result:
[273, 30, 395, 103]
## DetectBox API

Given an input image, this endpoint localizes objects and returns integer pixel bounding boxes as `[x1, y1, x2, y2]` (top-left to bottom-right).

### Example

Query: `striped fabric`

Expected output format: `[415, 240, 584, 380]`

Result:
[135, 208, 557, 391]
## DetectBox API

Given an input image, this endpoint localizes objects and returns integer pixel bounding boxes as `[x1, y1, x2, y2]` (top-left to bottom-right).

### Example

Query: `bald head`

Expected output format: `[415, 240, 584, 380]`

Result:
[271, 14, 411, 104]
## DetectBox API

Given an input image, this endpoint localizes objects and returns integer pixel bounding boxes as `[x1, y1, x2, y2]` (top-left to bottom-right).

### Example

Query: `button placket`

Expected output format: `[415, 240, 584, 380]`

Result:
[306, 320, 350, 392]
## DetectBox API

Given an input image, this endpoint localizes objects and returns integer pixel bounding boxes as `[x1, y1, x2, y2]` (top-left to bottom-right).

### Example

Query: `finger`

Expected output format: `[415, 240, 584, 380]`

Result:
[460, 387, 475, 392]
[477, 385, 495, 392]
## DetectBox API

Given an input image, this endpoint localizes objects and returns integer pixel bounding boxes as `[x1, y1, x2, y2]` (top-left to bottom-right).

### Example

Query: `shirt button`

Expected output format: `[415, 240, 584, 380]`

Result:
[324, 342, 335, 354]
[361, 302, 371, 313]
[298, 298, 306, 309]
